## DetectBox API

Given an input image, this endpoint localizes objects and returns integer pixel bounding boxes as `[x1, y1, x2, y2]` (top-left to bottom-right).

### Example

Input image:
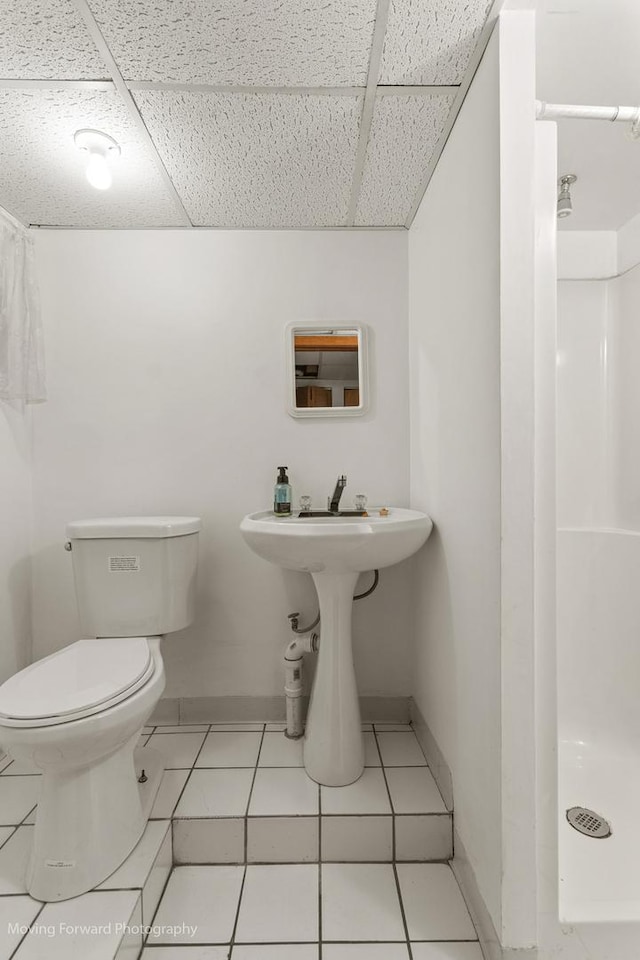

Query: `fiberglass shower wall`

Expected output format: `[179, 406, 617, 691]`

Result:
[556, 260, 640, 925]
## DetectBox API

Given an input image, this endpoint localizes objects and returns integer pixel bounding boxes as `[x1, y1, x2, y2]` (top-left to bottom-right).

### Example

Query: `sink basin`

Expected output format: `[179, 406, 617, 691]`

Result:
[240, 505, 433, 786]
[240, 508, 433, 574]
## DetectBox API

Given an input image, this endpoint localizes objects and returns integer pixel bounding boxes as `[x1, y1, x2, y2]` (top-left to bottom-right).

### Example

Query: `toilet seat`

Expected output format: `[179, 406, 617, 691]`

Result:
[0, 637, 155, 728]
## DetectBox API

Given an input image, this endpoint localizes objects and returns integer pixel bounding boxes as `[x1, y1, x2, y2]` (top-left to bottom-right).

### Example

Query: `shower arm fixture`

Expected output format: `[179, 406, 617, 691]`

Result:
[536, 100, 640, 140]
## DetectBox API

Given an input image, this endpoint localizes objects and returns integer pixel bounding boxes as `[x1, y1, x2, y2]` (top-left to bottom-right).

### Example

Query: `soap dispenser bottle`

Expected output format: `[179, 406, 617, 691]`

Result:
[273, 466, 292, 516]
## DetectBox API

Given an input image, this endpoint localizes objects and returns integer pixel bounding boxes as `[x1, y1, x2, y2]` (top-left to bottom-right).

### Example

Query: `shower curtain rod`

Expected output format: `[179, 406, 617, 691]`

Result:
[536, 100, 640, 135]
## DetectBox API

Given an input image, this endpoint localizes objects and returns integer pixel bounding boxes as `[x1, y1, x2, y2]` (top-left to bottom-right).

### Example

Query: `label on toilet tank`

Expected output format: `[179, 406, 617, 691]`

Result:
[45, 859, 76, 868]
[108, 556, 141, 573]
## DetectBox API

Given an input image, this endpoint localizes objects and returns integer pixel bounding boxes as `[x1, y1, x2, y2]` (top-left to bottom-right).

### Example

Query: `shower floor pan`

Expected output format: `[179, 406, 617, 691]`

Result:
[559, 738, 640, 923]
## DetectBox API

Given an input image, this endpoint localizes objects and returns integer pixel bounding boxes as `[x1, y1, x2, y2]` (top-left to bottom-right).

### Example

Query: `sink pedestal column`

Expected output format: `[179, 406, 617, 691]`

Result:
[303, 571, 364, 786]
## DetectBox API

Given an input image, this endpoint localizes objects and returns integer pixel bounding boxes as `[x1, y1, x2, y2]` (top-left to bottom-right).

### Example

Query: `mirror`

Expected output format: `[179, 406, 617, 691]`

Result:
[285, 321, 369, 418]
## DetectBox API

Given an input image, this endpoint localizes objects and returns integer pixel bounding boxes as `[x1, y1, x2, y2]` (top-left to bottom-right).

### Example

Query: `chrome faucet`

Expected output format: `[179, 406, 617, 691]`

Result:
[329, 475, 347, 514]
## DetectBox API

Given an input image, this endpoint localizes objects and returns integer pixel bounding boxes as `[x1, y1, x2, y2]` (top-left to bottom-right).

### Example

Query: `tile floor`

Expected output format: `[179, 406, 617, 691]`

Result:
[0, 722, 482, 960]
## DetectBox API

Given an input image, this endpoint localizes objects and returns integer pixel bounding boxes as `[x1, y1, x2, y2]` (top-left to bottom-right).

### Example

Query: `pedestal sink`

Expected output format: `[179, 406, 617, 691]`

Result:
[240, 508, 433, 786]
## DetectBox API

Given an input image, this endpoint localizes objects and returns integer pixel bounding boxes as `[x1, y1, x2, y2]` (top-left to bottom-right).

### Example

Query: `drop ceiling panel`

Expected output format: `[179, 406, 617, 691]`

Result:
[379, 0, 492, 84]
[0, 0, 106, 79]
[89, 0, 377, 86]
[355, 93, 455, 226]
[0, 89, 183, 227]
[135, 91, 362, 227]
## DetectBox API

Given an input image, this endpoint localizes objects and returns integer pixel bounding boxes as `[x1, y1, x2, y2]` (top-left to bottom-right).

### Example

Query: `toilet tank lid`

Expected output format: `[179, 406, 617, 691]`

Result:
[66, 516, 201, 539]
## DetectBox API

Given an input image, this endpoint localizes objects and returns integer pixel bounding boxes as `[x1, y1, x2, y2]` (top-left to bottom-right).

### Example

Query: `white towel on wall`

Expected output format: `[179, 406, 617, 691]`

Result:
[0, 207, 46, 404]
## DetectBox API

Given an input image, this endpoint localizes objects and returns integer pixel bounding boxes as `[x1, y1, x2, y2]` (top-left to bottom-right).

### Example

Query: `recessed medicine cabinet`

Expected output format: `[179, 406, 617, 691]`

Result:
[285, 321, 369, 418]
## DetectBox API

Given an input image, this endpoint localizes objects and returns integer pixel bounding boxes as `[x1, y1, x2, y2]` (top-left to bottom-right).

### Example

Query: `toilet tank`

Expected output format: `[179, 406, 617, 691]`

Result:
[66, 517, 201, 638]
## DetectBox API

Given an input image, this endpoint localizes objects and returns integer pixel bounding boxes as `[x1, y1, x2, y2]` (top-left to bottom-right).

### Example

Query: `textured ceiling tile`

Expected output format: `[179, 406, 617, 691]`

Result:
[135, 91, 362, 227]
[379, 0, 492, 85]
[355, 93, 455, 226]
[89, 0, 377, 86]
[0, 0, 106, 79]
[0, 89, 183, 227]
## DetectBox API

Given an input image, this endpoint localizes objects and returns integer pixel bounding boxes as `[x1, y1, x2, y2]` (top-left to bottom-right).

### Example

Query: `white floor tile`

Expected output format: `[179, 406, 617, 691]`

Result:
[142, 949, 229, 960]
[0, 824, 31, 893]
[0, 896, 42, 958]
[150, 725, 209, 734]
[323, 946, 409, 959]
[173, 818, 244, 864]
[0, 755, 12, 774]
[377, 733, 427, 766]
[99, 820, 170, 890]
[385, 768, 447, 814]
[411, 945, 484, 960]
[175, 769, 254, 818]
[258, 732, 304, 767]
[374, 724, 411, 731]
[149, 865, 244, 943]
[395, 814, 452, 861]
[196, 732, 262, 768]
[321, 769, 391, 815]
[14, 890, 141, 959]
[321, 816, 392, 862]
[211, 723, 265, 732]
[150, 770, 190, 819]
[142, 726, 155, 734]
[361, 723, 373, 731]
[363, 732, 381, 766]
[249, 769, 318, 816]
[142, 948, 229, 959]
[235, 864, 318, 942]
[248, 816, 318, 862]
[0, 776, 40, 825]
[397, 864, 477, 940]
[264, 723, 287, 732]
[146, 733, 206, 769]
[321, 863, 405, 941]
[232, 947, 318, 959]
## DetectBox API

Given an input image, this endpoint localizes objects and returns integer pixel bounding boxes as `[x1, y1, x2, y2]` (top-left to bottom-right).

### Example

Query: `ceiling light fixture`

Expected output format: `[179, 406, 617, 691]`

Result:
[557, 173, 577, 219]
[74, 129, 120, 191]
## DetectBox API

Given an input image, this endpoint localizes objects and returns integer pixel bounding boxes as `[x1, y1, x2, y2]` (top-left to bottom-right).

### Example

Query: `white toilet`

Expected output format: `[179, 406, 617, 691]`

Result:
[0, 516, 200, 902]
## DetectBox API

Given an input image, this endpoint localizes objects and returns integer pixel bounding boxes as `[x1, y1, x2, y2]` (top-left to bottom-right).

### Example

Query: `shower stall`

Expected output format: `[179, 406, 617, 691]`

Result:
[556, 257, 640, 924]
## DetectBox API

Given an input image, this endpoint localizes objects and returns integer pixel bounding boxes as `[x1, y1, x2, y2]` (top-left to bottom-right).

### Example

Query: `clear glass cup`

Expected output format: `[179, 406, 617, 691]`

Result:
[299, 495, 312, 513]
[355, 494, 368, 511]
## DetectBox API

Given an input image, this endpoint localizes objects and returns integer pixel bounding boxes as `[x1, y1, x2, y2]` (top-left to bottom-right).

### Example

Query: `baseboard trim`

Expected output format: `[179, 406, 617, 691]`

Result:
[409, 698, 454, 811]
[150, 695, 411, 725]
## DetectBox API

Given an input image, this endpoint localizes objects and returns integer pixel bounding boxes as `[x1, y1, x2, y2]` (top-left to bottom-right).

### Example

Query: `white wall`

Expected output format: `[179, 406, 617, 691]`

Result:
[0, 403, 33, 684]
[409, 22, 503, 937]
[31, 229, 411, 700]
[408, 13, 538, 950]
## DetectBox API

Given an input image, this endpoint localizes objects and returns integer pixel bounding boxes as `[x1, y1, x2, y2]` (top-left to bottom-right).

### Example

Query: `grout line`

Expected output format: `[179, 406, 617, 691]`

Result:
[8, 902, 46, 960]
[227, 862, 248, 956]
[167, 731, 211, 821]
[392, 861, 414, 960]
[68, 0, 193, 227]
[244, 726, 267, 861]
[373, 727, 397, 860]
[346, 0, 391, 225]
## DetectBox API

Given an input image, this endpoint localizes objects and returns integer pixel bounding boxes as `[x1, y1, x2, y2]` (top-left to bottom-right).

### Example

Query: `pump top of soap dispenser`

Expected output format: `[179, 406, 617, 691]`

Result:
[277, 466, 289, 483]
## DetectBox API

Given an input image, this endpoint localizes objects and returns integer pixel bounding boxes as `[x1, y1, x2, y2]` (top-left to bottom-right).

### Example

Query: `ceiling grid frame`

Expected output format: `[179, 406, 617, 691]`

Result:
[346, 0, 392, 226]
[69, 0, 193, 227]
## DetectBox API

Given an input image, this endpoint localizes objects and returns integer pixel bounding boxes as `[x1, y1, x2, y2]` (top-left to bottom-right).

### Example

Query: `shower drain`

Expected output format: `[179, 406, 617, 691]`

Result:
[566, 806, 612, 839]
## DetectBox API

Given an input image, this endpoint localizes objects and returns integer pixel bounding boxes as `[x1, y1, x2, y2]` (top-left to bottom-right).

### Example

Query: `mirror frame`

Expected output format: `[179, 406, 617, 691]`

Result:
[285, 320, 369, 419]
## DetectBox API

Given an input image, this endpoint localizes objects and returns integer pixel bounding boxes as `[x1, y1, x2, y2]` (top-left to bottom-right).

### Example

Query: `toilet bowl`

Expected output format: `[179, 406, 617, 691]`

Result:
[0, 636, 165, 901]
[0, 516, 200, 902]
